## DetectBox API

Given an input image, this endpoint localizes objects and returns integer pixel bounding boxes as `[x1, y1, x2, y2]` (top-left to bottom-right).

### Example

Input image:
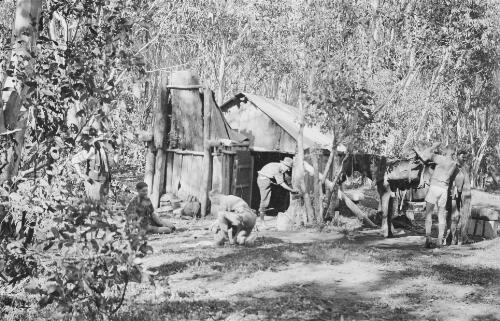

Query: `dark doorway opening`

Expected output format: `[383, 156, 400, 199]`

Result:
[250, 151, 294, 215]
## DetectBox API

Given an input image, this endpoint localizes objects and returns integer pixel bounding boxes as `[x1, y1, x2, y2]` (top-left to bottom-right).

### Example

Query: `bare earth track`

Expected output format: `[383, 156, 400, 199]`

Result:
[111, 189, 500, 321]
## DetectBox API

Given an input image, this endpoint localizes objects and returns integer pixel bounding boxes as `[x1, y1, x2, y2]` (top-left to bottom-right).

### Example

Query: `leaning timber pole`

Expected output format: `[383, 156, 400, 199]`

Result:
[200, 86, 212, 217]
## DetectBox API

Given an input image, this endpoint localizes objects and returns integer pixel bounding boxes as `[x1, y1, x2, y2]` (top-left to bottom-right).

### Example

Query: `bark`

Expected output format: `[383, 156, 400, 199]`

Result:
[322, 153, 348, 220]
[200, 87, 213, 217]
[366, 0, 380, 74]
[48, 11, 68, 65]
[0, 0, 42, 185]
[216, 38, 227, 104]
[302, 156, 376, 227]
[312, 148, 322, 223]
[154, 77, 169, 149]
[320, 136, 337, 219]
[288, 92, 314, 226]
[170, 71, 204, 151]
[472, 133, 489, 178]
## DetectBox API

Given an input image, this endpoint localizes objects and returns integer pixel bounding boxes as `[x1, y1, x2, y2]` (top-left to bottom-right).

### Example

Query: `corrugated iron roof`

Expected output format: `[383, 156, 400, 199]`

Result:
[221, 93, 333, 150]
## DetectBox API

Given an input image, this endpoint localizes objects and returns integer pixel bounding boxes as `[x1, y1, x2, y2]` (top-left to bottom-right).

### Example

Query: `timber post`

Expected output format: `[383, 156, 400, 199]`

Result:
[139, 130, 155, 195]
[151, 76, 169, 207]
[200, 86, 213, 217]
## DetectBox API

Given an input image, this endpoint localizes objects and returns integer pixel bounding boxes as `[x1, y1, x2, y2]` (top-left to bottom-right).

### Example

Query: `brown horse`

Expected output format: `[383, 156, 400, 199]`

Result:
[339, 153, 432, 237]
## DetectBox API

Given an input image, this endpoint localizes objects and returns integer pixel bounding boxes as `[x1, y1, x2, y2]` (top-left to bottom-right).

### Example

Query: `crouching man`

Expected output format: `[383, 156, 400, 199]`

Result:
[209, 192, 257, 246]
[126, 182, 175, 234]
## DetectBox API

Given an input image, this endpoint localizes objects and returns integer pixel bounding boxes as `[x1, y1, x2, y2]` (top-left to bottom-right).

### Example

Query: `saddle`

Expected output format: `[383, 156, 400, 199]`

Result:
[386, 158, 424, 188]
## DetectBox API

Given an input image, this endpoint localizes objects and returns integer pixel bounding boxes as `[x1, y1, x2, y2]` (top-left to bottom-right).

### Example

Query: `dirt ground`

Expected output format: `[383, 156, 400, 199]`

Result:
[111, 190, 500, 321]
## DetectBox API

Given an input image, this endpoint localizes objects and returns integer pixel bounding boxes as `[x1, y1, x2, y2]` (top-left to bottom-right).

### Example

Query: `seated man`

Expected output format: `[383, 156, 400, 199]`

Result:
[414, 143, 457, 248]
[209, 191, 257, 246]
[125, 182, 175, 234]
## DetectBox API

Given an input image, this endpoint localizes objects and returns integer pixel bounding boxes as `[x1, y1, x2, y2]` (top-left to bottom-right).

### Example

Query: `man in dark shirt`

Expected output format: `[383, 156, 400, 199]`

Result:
[125, 182, 175, 234]
[257, 157, 298, 220]
[414, 143, 457, 248]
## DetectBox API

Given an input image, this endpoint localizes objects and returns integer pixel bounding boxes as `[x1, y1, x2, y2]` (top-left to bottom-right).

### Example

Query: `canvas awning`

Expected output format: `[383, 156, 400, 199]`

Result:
[221, 93, 333, 151]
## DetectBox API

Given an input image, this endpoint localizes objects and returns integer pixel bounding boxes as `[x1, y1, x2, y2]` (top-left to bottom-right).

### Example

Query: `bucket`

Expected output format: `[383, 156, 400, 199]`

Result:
[276, 212, 294, 231]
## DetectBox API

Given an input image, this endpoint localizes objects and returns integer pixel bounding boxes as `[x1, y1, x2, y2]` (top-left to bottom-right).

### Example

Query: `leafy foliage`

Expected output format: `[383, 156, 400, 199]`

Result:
[1, 0, 156, 319]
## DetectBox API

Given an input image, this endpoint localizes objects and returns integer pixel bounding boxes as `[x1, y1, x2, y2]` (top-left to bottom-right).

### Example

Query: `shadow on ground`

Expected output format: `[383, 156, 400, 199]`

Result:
[116, 226, 500, 321]
[113, 281, 420, 321]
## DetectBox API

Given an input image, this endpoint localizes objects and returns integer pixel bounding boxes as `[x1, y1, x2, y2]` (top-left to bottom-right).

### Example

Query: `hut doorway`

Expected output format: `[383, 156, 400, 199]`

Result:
[250, 151, 294, 215]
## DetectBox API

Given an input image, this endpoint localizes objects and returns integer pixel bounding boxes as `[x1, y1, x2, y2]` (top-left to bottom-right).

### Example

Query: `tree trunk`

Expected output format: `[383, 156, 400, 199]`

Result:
[312, 148, 322, 223]
[472, 133, 489, 181]
[320, 136, 337, 219]
[0, 0, 42, 185]
[216, 38, 227, 104]
[287, 92, 313, 226]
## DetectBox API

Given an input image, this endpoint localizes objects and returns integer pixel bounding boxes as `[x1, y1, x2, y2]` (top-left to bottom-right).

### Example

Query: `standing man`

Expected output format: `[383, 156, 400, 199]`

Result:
[209, 191, 257, 246]
[125, 182, 175, 234]
[257, 157, 298, 221]
[72, 127, 112, 202]
[414, 143, 457, 248]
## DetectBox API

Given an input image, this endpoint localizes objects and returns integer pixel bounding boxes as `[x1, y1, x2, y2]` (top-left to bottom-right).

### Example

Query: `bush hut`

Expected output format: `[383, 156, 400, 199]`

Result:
[143, 71, 250, 211]
[220, 93, 336, 213]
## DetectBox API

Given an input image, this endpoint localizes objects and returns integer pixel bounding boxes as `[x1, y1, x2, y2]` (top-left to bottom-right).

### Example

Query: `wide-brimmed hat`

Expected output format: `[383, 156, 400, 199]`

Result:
[280, 157, 293, 169]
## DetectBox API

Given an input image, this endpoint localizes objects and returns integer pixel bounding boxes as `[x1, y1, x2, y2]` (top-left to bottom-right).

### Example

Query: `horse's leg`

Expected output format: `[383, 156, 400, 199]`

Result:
[380, 191, 392, 238]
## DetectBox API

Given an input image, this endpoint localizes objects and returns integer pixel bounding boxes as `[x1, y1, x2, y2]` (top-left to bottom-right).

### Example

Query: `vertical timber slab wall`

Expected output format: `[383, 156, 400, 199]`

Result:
[212, 152, 223, 193]
[222, 152, 235, 195]
[171, 152, 182, 195]
[165, 150, 205, 201]
[165, 152, 174, 194]
[170, 71, 204, 151]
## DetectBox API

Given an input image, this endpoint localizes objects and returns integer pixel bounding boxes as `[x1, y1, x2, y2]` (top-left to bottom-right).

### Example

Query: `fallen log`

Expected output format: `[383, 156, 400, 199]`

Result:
[338, 190, 378, 228]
